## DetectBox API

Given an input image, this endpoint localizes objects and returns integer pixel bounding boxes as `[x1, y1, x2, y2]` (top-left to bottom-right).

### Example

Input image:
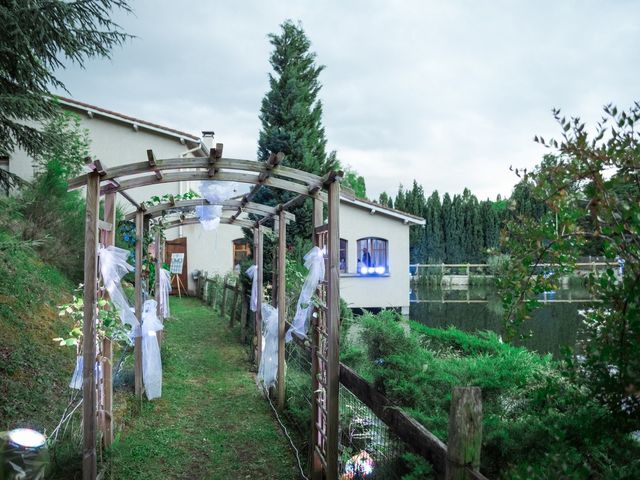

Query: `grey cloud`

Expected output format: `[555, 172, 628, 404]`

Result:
[55, 0, 640, 201]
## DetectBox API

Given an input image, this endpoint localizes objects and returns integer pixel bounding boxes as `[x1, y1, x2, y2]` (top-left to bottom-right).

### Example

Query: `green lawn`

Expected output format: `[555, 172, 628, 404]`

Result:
[107, 297, 297, 479]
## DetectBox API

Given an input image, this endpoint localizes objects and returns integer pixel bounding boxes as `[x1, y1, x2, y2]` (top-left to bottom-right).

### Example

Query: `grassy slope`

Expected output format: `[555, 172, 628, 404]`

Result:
[108, 297, 297, 479]
[0, 229, 76, 431]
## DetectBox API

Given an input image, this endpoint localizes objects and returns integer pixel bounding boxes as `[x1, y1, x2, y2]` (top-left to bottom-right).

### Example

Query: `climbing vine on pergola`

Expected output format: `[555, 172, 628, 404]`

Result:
[68, 144, 342, 480]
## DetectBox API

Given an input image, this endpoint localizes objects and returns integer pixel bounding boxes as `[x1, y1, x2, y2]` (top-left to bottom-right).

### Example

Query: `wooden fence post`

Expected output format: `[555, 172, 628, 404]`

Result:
[82, 171, 100, 480]
[230, 281, 240, 327]
[446, 387, 483, 480]
[310, 197, 324, 480]
[221, 280, 228, 318]
[240, 289, 248, 344]
[277, 213, 287, 410]
[134, 210, 144, 398]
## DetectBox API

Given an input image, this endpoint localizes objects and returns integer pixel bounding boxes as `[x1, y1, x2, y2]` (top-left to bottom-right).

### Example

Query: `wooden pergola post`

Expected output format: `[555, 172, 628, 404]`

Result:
[254, 225, 264, 367]
[310, 197, 323, 480]
[277, 213, 287, 410]
[82, 171, 100, 480]
[134, 209, 144, 398]
[101, 192, 116, 448]
[325, 179, 341, 480]
[155, 230, 163, 346]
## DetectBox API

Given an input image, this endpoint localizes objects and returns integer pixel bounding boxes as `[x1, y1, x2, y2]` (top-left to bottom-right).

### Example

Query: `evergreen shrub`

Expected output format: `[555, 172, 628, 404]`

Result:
[341, 311, 640, 478]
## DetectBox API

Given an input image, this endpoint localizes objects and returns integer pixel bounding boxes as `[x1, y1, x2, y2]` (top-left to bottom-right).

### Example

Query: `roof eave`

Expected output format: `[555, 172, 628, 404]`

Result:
[56, 97, 201, 145]
[340, 196, 426, 226]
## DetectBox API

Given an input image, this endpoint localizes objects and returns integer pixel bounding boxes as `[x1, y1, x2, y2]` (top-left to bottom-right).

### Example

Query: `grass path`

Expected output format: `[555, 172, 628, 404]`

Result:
[108, 297, 297, 479]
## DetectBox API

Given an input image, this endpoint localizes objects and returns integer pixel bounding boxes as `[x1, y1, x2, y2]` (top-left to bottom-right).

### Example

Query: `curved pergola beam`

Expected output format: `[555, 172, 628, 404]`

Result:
[123, 198, 295, 222]
[158, 216, 269, 232]
[68, 156, 324, 191]
[100, 171, 328, 202]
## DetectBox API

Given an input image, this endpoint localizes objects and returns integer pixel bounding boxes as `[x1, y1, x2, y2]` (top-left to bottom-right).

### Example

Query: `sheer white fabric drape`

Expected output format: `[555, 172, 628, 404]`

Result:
[98, 246, 139, 338]
[158, 268, 171, 318]
[257, 304, 279, 390]
[246, 265, 258, 312]
[286, 246, 325, 342]
[195, 181, 238, 231]
[141, 299, 163, 400]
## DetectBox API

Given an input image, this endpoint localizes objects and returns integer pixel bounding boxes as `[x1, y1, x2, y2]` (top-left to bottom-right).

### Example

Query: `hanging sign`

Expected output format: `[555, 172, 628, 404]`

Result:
[169, 253, 184, 274]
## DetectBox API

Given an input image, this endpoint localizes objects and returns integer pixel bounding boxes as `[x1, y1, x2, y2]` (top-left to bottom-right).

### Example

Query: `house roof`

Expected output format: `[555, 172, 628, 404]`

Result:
[340, 194, 426, 226]
[56, 96, 201, 143]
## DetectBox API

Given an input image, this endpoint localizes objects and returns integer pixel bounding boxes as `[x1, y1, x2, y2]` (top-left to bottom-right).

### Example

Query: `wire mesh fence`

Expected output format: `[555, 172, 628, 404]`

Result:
[338, 383, 407, 479]
[283, 336, 409, 479]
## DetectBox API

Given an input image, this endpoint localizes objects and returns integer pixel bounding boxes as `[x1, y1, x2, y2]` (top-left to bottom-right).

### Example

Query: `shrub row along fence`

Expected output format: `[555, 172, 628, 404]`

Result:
[196, 273, 488, 480]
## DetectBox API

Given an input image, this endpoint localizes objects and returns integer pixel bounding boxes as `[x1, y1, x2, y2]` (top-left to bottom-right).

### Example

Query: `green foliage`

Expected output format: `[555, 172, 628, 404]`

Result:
[55, 289, 131, 347]
[342, 167, 367, 199]
[142, 190, 200, 208]
[0, 168, 25, 195]
[342, 311, 640, 478]
[0, 0, 132, 157]
[0, 228, 75, 432]
[391, 183, 503, 264]
[32, 112, 90, 178]
[378, 191, 393, 208]
[499, 103, 640, 417]
[0, 113, 89, 281]
[251, 19, 338, 255]
[400, 452, 434, 480]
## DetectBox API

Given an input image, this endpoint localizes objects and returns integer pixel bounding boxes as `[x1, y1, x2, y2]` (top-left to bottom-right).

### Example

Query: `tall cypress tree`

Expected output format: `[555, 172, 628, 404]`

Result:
[253, 20, 337, 248]
[425, 191, 444, 262]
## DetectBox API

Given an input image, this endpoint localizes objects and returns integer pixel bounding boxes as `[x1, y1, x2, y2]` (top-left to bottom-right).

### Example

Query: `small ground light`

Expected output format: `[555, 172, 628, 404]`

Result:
[341, 450, 374, 479]
[1, 428, 49, 479]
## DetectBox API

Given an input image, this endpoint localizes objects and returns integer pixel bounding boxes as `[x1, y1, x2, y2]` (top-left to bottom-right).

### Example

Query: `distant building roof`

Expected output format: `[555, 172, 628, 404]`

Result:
[56, 96, 201, 143]
[340, 194, 425, 225]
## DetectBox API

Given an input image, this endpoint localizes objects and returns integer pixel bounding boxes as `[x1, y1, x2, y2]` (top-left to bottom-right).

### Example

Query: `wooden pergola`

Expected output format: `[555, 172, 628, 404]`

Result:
[68, 144, 342, 480]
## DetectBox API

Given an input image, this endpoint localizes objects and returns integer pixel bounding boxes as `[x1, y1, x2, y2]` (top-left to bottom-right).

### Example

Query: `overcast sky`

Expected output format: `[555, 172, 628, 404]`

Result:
[55, 0, 640, 201]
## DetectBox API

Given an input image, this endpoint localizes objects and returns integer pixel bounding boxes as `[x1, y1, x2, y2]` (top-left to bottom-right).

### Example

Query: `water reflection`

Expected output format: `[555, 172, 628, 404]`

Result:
[409, 285, 595, 357]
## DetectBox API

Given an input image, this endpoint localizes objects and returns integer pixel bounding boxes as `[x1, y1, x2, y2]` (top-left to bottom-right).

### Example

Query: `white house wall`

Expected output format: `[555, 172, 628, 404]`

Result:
[180, 222, 245, 292]
[7, 109, 197, 213]
[339, 202, 411, 312]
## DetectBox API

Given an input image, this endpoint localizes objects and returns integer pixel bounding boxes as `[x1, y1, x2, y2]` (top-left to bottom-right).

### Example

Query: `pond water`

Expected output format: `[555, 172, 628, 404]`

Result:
[409, 284, 595, 357]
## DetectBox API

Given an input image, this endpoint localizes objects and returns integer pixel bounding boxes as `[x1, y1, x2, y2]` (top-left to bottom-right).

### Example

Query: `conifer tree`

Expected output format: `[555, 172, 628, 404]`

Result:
[0, 0, 132, 157]
[394, 184, 407, 212]
[378, 191, 393, 208]
[253, 20, 337, 248]
[424, 191, 444, 262]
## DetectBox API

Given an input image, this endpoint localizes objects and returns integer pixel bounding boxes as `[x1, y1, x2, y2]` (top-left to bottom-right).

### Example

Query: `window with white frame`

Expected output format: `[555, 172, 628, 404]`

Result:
[356, 237, 388, 275]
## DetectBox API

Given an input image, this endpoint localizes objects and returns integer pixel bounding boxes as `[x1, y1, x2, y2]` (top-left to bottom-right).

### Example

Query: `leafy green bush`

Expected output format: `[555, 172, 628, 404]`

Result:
[1, 112, 89, 282]
[344, 311, 640, 478]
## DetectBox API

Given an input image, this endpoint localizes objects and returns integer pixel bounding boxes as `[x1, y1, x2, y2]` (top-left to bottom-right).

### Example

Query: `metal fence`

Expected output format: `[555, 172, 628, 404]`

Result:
[283, 333, 409, 479]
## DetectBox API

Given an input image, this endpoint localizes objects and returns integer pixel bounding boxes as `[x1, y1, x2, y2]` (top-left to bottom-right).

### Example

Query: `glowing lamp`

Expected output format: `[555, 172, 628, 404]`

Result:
[367, 267, 375, 274]
[375, 266, 385, 275]
[1, 428, 49, 478]
[360, 266, 368, 275]
[8, 429, 46, 449]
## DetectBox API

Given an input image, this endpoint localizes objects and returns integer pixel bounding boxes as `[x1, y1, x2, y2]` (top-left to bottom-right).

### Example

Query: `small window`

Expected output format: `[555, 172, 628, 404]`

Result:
[357, 238, 388, 275]
[232, 238, 251, 268]
[340, 239, 347, 273]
